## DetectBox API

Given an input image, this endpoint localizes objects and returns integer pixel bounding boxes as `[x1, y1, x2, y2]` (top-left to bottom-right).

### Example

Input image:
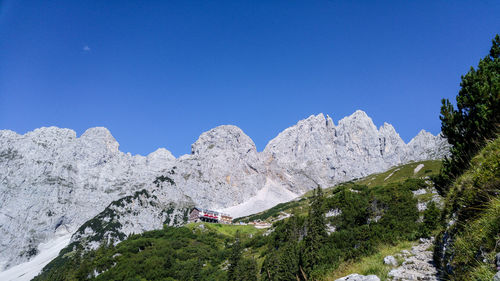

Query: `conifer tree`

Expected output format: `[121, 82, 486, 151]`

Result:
[437, 34, 500, 194]
[262, 214, 304, 280]
[302, 186, 327, 275]
[420, 201, 440, 238]
[227, 231, 242, 280]
[261, 250, 279, 281]
[233, 258, 258, 281]
[276, 241, 300, 281]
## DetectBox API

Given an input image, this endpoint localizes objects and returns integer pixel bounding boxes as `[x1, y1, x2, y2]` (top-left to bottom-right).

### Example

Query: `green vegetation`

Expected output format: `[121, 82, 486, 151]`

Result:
[451, 198, 500, 281]
[430, 35, 500, 281]
[419, 201, 440, 238]
[233, 200, 303, 223]
[436, 34, 500, 195]
[357, 160, 441, 187]
[33, 224, 254, 281]
[303, 187, 329, 276]
[186, 223, 264, 237]
[234, 160, 441, 224]
[434, 136, 500, 280]
[325, 241, 413, 281]
[260, 178, 436, 280]
[73, 189, 154, 244]
[227, 232, 259, 281]
[153, 175, 175, 187]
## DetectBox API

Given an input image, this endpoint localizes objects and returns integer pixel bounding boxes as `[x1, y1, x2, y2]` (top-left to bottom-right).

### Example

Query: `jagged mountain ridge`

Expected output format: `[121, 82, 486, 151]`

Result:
[262, 111, 448, 194]
[0, 110, 449, 271]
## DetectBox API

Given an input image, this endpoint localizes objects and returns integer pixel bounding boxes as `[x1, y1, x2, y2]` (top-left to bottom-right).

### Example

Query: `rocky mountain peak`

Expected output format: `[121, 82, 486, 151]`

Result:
[80, 127, 119, 153]
[378, 123, 405, 146]
[0, 130, 21, 146]
[298, 113, 326, 125]
[351, 109, 370, 118]
[379, 122, 397, 134]
[28, 126, 77, 139]
[24, 127, 77, 149]
[295, 113, 336, 129]
[191, 125, 257, 156]
[407, 129, 450, 160]
[264, 113, 336, 155]
[408, 130, 440, 148]
[337, 110, 378, 134]
[262, 111, 449, 195]
[412, 129, 433, 139]
[147, 148, 176, 162]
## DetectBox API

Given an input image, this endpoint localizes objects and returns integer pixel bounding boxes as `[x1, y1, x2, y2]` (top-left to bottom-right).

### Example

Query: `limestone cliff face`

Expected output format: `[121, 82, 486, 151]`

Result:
[263, 111, 449, 194]
[0, 127, 178, 270]
[173, 125, 267, 209]
[0, 111, 449, 270]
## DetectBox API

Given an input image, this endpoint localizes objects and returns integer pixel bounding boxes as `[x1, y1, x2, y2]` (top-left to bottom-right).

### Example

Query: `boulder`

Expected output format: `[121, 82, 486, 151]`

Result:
[384, 255, 398, 266]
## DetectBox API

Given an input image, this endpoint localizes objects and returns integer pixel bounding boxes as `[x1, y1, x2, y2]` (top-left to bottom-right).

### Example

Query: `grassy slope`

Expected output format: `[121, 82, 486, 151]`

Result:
[235, 160, 441, 223]
[436, 136, 500, 281]
[185, 222, 265, 239]
[451, 198, 500, 280]
[356, 160, 441, 187]
[325, 240, 414, 281]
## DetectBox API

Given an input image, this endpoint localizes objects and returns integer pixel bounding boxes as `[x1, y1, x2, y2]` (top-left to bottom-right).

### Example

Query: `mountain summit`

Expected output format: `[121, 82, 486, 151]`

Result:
[262, 112, 448, 194]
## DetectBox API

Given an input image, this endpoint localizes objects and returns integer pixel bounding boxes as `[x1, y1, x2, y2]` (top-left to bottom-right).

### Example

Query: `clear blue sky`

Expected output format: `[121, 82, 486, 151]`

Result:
[1, 1, 499, 157]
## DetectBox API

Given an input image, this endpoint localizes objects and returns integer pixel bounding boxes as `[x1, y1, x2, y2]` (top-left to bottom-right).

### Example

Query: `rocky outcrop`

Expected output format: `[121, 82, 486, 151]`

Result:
[69, 187, 193, 253]
[0, 111, 449, 270]
[388, 238, 438, 281]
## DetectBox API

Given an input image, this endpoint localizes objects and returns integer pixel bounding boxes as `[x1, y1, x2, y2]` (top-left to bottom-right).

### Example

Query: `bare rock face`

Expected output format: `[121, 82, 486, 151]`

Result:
[0, 127, 179, 270]
[263, 113, 338, 193]
[69, 186, 194, 253]
[263, 111, 449, 194]
[378, 122, 408, 164]
[174, 125, 267, 209]
[407, 130, 450, 161]
[0, 111, 450, 271]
